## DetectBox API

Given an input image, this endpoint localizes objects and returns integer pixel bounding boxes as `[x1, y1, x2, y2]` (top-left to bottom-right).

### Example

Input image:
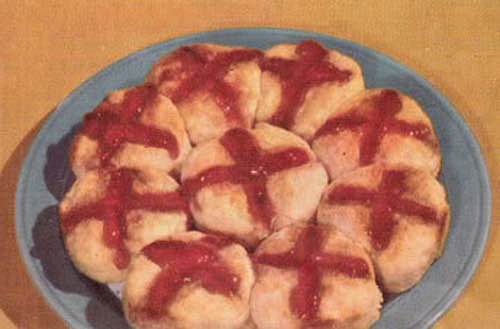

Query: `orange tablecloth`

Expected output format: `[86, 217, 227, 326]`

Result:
[1, 1, 498, 328]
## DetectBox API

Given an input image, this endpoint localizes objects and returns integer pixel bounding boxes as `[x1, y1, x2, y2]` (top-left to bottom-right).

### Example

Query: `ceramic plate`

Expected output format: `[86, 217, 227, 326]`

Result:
[15, 28, 492, 329]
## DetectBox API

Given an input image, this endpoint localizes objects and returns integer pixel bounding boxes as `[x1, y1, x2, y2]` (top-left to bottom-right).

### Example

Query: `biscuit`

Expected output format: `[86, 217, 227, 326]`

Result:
[312, 89, 441, 179]
[251, 224, 382, 329]
[124, 231, 255, 329]
[59, 169, 189, 283]
[147, 44, 262, 144]
[256, 40, 364, 141]
[71, 84, 191, 177]
[181, 123, 328, 247]
[317, 164, 450, 293]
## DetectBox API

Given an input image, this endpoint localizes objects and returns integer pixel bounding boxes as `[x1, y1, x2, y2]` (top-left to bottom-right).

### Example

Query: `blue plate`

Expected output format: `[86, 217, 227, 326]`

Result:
[16, 28, 492, 329]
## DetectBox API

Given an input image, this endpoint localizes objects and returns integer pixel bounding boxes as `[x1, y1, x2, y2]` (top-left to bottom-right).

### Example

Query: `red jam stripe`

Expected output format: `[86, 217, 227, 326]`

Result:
[328, 169, 444, 251]
[158, 45, 263, 124]
[260, 40, 352, 129]
[82, 84, 179, 165]
[314, 90, 436, 165]
[60, 169, 189, 269]
[182, 128, 310, 227]
[254, 225, 370, 324]
[140, 236, 239, 319]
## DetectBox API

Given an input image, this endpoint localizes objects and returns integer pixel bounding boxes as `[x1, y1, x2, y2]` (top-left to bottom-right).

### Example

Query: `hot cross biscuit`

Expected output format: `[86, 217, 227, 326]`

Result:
[251, 224, 382, 329]
[256, 40, 364, 141]
[311, 89, 441, 179]
[317, 164, 450, 293]
[71, 84, 191, 177]
[147, 43, 262, 144]
[124, 231, 255, 329]
[59, 169, 189, 283]
[181, 123, 328, 248]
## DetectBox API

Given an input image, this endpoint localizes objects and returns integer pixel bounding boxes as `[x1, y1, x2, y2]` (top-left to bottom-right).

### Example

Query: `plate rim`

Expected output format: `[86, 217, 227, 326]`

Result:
[15, 27, 492, 329]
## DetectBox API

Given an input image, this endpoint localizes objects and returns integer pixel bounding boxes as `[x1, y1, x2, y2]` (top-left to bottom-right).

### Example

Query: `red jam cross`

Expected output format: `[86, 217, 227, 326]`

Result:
[314, 89, 436, 165]
[60, 169, 189, 269]
[182, 128, 310, 227]
[140, 236, 239, 319]
[328, 170, 444, 251]
[260, 40, 352, 129]
[158, 45, 262, 124]
[82, 84, 179, 165]
[254, 225, 370, 324]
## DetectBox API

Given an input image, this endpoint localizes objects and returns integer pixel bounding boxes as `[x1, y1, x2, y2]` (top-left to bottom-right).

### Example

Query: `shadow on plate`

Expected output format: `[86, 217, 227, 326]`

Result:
[30, 124, 130, 328]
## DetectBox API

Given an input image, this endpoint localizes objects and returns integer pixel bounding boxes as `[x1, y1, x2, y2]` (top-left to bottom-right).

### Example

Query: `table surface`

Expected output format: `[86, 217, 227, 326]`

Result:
[1, 1, 498, 328]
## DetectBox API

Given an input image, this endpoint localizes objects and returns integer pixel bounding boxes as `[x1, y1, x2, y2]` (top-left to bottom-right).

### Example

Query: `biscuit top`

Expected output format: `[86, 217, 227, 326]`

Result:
[60, 168, 189, 269]
[156, 45, 263, 124]
[253, 225, 370, 326]
[182, 127, 311, 228]
[327, 168, 446, 251]
[81, 84, 179, 164]
[314, 89, 437, 166]
[260, 40, 352, 129]
[138, 235, 240, 319]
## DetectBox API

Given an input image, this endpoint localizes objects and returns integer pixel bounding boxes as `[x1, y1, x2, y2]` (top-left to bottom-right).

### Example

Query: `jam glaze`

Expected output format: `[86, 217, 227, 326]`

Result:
[327, 169, 445, 251]
[157, 45, 263, 124]
[314, 89, 437, 166]
[60, 169, 189, 269]
[254, 225, 370, 325]
[82, 84, 180, 166]
[138, 235, 240, 319]
[183, 127, 310, 228]
[260, 40, 352, 129]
